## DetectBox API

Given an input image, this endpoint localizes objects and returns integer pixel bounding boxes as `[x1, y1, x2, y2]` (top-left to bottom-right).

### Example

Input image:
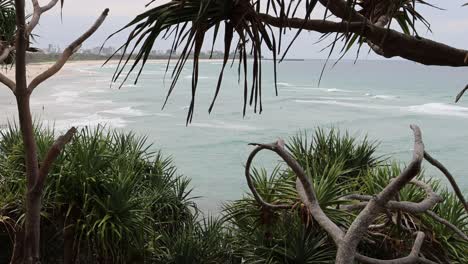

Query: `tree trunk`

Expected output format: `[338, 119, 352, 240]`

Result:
[16, 95, 42, 263]
[14, 0, 42, 262]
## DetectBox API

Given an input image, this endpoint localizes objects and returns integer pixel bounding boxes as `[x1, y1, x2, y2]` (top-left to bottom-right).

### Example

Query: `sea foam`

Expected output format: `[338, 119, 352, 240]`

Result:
[187, 121, 258, 131]
[101, 106, 148, 117]
[294, 99, 391, 110]
[406, 103, 468, 118]
[54, 114, 128, 130]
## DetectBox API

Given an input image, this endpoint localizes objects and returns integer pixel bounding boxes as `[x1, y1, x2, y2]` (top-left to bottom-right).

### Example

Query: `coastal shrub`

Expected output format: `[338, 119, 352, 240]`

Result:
[223, 129, 468, 263]
[0, 124, 197, 263]
[1, 125, 466, 263]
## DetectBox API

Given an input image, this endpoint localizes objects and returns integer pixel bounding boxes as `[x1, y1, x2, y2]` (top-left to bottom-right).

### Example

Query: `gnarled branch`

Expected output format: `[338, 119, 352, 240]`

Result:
[245, 142, 293, 210]
[355, 232, 436, 264]
[32, 127, 77, 194]
[423, 151, 468, 214]
[26, 0, 60, 36]
[248, 140, 345, 244]
[426, 210, 468, 241]
[28, 8, 109, 93]
[0, 45, 16, 93]
[335, 125, 424, 263]
[245, 125, 465, 263]
[340, 180, 443, 214]
[259, 13, 468, 67]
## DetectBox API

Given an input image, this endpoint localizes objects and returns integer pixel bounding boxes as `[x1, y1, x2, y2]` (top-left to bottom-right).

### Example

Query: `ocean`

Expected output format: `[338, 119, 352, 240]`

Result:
[0, 59, 467, 212]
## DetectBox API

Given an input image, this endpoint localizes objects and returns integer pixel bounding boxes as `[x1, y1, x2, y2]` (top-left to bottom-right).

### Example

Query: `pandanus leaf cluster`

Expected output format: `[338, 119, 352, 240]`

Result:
[108, 0, 439, 123]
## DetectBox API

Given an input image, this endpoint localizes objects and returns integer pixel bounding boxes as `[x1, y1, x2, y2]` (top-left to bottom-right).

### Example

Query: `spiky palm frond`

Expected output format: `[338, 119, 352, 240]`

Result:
[288, 128, 381, 183]
[151, 215, 237, 263]
[108, 0, 324, 123]
[109, 0, 440, 122]
[0, 0, 15, 43]
[0, 123, 198, 263]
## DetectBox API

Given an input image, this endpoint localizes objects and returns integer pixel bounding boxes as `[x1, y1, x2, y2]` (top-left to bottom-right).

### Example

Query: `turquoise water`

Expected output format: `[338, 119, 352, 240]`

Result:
[0, 60, 467, 212]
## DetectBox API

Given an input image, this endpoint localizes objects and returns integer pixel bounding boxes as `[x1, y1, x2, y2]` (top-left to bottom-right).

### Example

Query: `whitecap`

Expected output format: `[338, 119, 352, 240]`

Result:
[326, 88, 351, 93]
[51, 91, 80, 103]
[372, 95, 399, 100]
[317, 96, 363, 101]
[187, 121, 258, 131]
[101, 106, 148, 117]
[294, 99, 392, 110]
[405, 103, 468, 118]
[277, 82, 292, 87]
[54, 114, 128, 130]
[88, 89, 108, 94]
[121, 84, 140, 88]
[77, 69, 97, 75]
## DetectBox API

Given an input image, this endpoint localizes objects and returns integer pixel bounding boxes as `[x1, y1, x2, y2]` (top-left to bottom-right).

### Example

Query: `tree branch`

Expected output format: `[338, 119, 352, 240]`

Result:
[355, 232, 435, 264]
[258, 12, 468, 67]
[425, 210, 468, 241]
[245, 144, 293, 210]
[245, 125, 464, 263]
[32, 127, 77, 194]
[248, 140, 345, 244]
[336, 125, 424, 264]
[26, 0, 60, 36]
[0, 45, 16, 93]
[0, 45, 15, 62]
[341, 180, 443, 214]
[28, 8, 109, 93]
[0, 72, 15, 93]
[423, 151, 468, 214]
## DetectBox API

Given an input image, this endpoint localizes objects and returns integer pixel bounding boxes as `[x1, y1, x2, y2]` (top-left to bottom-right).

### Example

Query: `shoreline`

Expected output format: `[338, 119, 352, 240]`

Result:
[1, 58, 225, 80]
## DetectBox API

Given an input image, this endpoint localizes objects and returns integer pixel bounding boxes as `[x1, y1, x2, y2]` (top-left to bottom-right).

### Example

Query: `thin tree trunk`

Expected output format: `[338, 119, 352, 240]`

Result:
[15, 0, 42, 262]
[16, 94, 42, 263]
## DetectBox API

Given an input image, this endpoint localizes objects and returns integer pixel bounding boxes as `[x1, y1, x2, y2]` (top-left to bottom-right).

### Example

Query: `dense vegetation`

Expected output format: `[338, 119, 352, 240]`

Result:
[0, 126, 466, 263]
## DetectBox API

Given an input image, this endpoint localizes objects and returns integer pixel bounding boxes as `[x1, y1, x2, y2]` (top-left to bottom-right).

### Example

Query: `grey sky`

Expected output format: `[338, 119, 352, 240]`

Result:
[33, 0, 468, 59]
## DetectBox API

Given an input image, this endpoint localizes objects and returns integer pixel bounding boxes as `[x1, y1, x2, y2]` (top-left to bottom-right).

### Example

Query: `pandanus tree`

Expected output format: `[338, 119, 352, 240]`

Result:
[0, 0, 109, 262]
[110, 0, 468, 122]
[110, 0, 468, 263]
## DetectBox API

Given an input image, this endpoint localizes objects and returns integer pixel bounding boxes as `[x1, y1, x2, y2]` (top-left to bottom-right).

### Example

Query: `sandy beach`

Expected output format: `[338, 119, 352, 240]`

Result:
[1, 58, 224, 81]
[1, 60, 108, 81]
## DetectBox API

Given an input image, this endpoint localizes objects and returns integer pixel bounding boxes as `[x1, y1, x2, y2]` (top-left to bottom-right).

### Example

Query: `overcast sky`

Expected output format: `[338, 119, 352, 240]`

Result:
[32, 0, 468, 59]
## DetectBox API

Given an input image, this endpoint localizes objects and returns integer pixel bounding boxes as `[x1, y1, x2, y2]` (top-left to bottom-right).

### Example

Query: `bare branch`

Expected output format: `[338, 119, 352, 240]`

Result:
[259, 10, 468, 66]
[0, 72, 15, 93]
[426, 210, 468, 241]
[26, 0, 60, 36]
[246, 125, 464, 263]
[245, 144, 293, 210]
[340, 180, 442, 214]
[0, 45, 15, 62]
[28, 8, 109, 93]
[0, 45, 16, 93]
[335, 125, 424, 264]
[33, 127, 77, 194]
[355, 232, 435, 264]
[424, 151, 468, 214]
[340, 180, 443, 215]
[386, 180, 443, 213]
[248, 140, 345, 244]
